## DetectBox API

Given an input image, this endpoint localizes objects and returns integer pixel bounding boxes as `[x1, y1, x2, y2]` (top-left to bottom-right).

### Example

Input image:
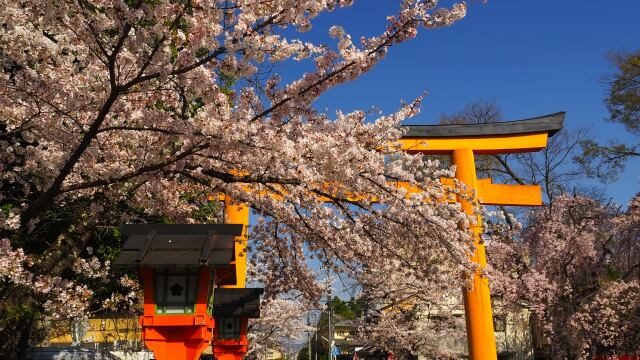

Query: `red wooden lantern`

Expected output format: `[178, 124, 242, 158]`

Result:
[212, 288, 263, 360]
[114, 224, 250, 360]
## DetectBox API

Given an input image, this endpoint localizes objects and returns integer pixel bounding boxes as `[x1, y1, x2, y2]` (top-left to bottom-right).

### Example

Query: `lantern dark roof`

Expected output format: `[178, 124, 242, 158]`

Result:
[401, 112, 565, 138]
[214, 288, 264, 318]
[114, 224, 243, 268]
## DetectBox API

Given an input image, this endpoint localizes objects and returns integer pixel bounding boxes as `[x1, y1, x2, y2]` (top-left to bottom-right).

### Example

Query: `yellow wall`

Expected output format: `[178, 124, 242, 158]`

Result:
[43, 317, 141, 345]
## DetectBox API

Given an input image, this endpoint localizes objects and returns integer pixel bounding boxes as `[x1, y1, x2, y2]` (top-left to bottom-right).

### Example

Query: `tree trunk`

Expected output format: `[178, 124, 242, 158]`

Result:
[16, 316, 33, 360]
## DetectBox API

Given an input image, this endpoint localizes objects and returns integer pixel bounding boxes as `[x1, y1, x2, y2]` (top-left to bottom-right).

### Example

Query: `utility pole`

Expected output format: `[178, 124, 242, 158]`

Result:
[327, 268, 333, 360]
[328, 292, 332, 360]
[308, 314, 312, 360]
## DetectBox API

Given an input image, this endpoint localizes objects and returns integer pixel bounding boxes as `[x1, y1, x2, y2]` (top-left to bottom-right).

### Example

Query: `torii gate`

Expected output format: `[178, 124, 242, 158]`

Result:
[400, 112, 564, 359]
[221, 112, 564, 360]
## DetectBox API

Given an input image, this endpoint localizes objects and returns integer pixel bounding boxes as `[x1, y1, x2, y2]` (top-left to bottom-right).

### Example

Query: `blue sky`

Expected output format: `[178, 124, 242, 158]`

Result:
[271, 0, 640, 205]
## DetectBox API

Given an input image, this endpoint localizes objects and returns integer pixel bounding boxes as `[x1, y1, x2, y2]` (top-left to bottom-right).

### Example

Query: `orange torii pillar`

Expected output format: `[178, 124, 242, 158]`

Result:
[400, 112, 565, 359]
[212, 198, 250, 360]
[223, 199, 249, 289]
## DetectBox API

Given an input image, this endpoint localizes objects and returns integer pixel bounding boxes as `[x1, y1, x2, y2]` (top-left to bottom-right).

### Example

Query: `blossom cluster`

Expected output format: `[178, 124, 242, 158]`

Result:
[73, 255, 110, 279]
[0, 238, 92, 320]
[248, 297, 315, 355]
[102, 275, 142, 313]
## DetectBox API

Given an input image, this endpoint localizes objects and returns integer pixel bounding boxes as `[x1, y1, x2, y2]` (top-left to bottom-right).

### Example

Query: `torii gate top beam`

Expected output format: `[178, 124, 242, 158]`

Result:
[399, 112, 565, 154]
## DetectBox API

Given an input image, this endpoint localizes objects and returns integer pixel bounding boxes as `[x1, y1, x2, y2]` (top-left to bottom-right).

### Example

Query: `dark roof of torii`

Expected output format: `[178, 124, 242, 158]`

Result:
[401, 112, 565, 138]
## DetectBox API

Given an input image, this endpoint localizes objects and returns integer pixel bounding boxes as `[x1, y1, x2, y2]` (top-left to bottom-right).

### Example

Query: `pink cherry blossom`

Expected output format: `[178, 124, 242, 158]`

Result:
[488, 195, 640, 359]
[0, 0, 472, 354]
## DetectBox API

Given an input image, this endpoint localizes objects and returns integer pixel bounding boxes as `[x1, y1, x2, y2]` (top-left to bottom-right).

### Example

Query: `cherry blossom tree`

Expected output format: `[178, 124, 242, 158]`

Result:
[247, 298, 314, 357]
[489, 195, 640, 359]
[0, 1, 472, 358]
[349, 258, 465, 359]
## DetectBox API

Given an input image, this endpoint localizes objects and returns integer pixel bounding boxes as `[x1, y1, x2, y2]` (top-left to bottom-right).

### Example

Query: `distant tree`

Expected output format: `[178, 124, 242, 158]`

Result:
[297, 346, 310, 360]
[575, 50, 640, 181]
[330, 297, 364, 320]
[606, 51, 640, 135]
[440, 99, 503, 125]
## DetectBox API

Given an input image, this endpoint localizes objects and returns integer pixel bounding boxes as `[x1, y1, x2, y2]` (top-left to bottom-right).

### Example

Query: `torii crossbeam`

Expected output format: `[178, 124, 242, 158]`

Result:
[400, 112, 565, 359]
